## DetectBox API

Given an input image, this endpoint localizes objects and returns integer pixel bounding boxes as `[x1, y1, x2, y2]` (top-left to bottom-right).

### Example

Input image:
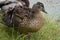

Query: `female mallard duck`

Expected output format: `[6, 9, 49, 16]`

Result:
[13, 2, 47, 34]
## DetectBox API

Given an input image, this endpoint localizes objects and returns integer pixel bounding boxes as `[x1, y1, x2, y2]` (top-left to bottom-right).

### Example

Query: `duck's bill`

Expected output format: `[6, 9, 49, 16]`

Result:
[42, 10, 48, 14]
[42, 8, 48, 14]
[43, 11, 48, 14]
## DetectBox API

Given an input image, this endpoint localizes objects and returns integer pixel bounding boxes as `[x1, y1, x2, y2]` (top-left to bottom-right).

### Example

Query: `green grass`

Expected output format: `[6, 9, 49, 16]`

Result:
[0, 13, 60, 40]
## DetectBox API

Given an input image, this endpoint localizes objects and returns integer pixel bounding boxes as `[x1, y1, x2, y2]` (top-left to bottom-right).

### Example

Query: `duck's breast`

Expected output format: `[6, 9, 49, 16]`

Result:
[14, 12, 45, 33]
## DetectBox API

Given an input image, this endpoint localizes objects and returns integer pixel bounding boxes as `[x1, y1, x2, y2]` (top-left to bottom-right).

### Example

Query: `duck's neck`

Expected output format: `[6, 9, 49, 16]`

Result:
[32, 8, 40, 14]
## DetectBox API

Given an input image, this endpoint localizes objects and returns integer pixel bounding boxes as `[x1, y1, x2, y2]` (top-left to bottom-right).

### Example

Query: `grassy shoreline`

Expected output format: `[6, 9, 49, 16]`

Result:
[0, 13, 60, 40]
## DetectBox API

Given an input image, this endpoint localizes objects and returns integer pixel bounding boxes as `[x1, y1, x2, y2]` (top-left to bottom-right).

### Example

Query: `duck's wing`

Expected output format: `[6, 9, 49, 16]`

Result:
[0, 0, 23, 10]
[1, 2, 23, 12]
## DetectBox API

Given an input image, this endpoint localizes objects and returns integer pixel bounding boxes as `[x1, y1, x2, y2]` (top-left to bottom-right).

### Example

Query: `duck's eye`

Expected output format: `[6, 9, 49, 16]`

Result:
[38, 6, 40, 8]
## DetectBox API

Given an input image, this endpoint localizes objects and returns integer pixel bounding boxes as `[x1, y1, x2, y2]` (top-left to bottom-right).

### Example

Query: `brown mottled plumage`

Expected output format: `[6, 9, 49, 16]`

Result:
[13, 2, 47, 34]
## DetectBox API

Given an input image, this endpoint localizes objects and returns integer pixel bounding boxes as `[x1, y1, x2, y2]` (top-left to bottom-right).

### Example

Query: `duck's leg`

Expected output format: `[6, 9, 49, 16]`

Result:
[24, 33, 31, 40]
[27, 33, 31, 40]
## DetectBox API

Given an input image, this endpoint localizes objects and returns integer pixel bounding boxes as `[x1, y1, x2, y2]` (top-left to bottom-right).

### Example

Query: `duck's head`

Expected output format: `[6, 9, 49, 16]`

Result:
[32, 2, 48, 14]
